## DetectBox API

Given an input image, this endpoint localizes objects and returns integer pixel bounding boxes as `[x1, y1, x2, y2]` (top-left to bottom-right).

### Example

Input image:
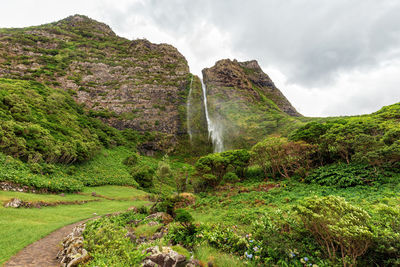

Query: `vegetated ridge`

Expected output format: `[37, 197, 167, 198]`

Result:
[0, 14, 190, 153]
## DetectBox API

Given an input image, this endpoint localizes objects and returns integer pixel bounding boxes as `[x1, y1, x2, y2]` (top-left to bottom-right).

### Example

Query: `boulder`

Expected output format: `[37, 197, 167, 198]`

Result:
[142, 246, 188, 267]
[4, 198, 23, 208]
[57, 223, 90, 267]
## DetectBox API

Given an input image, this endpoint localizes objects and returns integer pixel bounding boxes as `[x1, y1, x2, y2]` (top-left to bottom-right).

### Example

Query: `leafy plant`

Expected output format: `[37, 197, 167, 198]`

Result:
[130, 164, 155, 188]
[295, 196, 372, 266]
[305, 163, 388, 187]
[83, 216, 147, 266]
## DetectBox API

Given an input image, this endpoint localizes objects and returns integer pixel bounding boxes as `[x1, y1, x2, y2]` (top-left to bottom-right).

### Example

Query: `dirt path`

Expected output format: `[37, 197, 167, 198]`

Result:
[4, 219, 90, 267]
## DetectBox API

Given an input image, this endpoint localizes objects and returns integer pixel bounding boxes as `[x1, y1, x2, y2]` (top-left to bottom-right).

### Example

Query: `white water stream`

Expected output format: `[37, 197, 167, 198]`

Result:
[186, 76, 193, 142]
[201, 79, 224, 152]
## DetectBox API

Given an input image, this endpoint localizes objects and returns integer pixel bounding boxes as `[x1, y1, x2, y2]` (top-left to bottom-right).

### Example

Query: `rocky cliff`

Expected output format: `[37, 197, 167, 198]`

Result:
[0, 15, 306, 153]
[202, 59, 304, 149]
[0, 15, 190, 146]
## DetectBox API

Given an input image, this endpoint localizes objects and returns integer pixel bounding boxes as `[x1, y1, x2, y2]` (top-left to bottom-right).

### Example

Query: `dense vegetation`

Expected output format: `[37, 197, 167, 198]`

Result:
[0, 78, 129, 164]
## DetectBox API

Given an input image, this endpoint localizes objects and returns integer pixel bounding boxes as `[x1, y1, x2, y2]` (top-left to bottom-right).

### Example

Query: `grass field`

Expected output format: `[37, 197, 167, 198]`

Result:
[0, 186, 149, 265]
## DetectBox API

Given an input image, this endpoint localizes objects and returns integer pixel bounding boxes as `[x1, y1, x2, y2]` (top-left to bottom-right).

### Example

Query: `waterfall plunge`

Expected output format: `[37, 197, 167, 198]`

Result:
[186, 76, 193, 142]
[201, 79, 224, 153]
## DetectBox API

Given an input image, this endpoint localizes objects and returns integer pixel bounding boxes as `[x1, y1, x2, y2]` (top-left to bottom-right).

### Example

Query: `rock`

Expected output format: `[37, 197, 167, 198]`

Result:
[201, 58, 303, 149]
[57, 223, 90, 267]
[4, 198, 23, 208]
[142, 246, 188, 267]
[173, 193, 196, 208]
[128, 206, 139, 212]
[0, 181, 43, 193]
[147, 221, 160, 226]
[146, 212, 173, 224]
[150, 227, 169, 240]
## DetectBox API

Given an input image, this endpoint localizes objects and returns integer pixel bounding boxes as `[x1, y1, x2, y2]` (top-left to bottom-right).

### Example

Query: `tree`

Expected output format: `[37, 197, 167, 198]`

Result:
[194, 149, 250, 190]
[251, 136, 316, 178]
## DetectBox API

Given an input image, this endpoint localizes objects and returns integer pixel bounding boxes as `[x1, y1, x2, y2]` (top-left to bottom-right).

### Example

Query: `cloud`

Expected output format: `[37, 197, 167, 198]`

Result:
[105, 0, 400, 86]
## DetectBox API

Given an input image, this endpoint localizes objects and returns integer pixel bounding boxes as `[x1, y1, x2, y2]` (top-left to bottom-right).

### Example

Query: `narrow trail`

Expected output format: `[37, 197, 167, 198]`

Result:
[4, 219, 91, 267]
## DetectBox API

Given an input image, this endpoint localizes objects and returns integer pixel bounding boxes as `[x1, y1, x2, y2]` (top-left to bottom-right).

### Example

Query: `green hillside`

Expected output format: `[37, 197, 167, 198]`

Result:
[0, 78, 128, 164]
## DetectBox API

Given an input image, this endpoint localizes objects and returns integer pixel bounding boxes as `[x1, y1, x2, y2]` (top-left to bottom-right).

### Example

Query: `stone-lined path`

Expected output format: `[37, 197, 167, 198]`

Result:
[4, 219, 89, 267]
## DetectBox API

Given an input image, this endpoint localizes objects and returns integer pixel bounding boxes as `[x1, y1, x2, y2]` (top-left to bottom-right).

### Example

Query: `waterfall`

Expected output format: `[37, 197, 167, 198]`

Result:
[201, 79, 224, 153]
[186, 76, 193, 142]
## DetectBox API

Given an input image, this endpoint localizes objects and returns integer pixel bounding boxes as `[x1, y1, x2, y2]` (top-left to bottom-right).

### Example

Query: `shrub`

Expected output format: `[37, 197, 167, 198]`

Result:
[123, 152, 139, 166]
[252, 210, 323, 265]
[28, 162, 42, 174]
[194, 149, 250, 190]
[367, 205, 400, 266]
[305, 163, 388, 187]
[174, 209, 194, 229]
[222, 172, 239, 183]
[244, 165, 265, 181]
[83, 217, 146, 266]
[130, 165, 155, 188]
[295, 196, 372, 266]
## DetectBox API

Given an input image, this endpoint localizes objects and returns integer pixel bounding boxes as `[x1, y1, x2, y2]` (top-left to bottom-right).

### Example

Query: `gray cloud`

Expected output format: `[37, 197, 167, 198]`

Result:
[102, 0, 400, 86]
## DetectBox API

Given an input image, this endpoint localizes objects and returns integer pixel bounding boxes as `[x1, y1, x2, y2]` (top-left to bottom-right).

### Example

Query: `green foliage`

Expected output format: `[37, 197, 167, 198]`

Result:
[295, 196, 372, 266]
[0, 152, 83, 192]
[223, 172, 240, 183]
[156, 155, 172, 182]
[290, 104, 400, 167]
[243, 165, 265, 181]
[194, 149, 250, 191]
[367, 205, 400, 266]
[305, 163, 391, 187]
[174, 208, 194, 229]
[0, 78, 130, 164]
[251, 136, 316, 179]
[252, 210, 323, 266]
[130, 165, 155, 189]
[83, 214, 147, 266]
[123, 152, 140, 166]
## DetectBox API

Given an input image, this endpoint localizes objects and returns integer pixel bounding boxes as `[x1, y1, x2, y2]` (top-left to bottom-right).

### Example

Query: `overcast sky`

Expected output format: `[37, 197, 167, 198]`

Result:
[1, 0, 399, 116]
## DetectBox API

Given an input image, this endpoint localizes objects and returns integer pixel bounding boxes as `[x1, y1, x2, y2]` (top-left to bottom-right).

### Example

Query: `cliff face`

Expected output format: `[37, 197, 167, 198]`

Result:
[203, 59, 301, 117]
[0, 15, 190, 143]
[202, 59, 303, 149]
[0, 15, 307, 153]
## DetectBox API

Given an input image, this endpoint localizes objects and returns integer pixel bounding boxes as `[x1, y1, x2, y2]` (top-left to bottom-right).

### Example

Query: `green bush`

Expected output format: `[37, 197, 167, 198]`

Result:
[174, 208, 194, 229]
[366, 205, 400, 266]
[251, 136, 316, 179]
[194, 149, 250, 190]
[130, 165, 155, 188]
[252, 210, 323, 266]
[83, 216, 147, 266]
[244, 165, 264, 181]
[222, 172, 239, 183]
[305, 163, 389, 187]
[295, 196, 372, 266]
[123, 152, 140, 166]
